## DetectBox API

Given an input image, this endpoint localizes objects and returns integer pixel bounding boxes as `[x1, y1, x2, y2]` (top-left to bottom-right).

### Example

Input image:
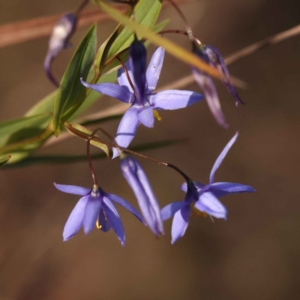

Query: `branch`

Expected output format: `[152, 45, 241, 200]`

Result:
[0, 0, 188, 49]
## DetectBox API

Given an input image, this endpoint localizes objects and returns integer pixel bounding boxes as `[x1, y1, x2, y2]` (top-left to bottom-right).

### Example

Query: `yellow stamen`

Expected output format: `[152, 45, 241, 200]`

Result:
[191, 204, 207, 218]
[153, 110, 162, 121]
[96, 219, 102, 229]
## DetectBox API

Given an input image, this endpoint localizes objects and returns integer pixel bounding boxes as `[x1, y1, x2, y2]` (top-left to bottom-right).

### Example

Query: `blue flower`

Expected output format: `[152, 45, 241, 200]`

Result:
[44, 13, 77, 86]
[81, 41, 203, 157]
[192, 44, 243, 128]
[120, 156, 164, 237]
[54, 183, 143, 246]
[161, 132, 255, 244]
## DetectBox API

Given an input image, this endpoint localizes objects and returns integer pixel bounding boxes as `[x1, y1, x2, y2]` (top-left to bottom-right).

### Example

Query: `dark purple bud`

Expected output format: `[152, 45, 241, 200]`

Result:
[129, 38, 147, 103]
[44, 13, 77, 86]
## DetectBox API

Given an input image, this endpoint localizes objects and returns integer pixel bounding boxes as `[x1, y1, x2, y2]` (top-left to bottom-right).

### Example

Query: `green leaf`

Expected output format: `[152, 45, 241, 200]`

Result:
[0, 155, 11, 166]
[97, 2, 222, 80]
[25, 90, 57, 117]
[64, 122, 109, 157]
[94, 0, 162, 74]
[0, 113, 51, 147]
[5, 139, 185, 168]
[52, 24, 97, 136]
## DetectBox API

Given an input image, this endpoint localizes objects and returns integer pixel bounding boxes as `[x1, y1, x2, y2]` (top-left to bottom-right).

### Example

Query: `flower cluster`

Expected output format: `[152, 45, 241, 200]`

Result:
[54, 10, 255, 245]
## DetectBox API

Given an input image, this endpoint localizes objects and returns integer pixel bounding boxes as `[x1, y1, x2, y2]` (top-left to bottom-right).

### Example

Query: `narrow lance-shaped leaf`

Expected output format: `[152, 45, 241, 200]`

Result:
[52, 24, 97, 136]
[64, 122, 109, 157]
[0, 113, 51, 147]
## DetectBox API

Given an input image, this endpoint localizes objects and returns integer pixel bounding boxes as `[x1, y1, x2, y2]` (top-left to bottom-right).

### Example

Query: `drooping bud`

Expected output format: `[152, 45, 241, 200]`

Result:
[120, 155, 164, 236]
[129, 38, 147, 103]
[44, 13, 77, 86]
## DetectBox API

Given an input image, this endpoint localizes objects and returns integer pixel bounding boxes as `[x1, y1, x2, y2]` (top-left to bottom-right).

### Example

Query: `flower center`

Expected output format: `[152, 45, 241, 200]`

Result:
[191, 204, 207, 218]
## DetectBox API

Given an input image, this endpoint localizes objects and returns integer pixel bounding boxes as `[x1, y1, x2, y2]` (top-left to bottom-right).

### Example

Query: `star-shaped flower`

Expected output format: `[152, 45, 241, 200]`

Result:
[161, 132, 255, 244]
[54, 183, 143, 246]
[192, 43, 243, 128]
[81, 41, 203, 157]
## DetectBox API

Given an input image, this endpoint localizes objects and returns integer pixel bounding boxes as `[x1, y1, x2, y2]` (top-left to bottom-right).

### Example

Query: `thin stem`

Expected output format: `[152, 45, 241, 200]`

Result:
[159, 29, 201, 45]
[75, 0, 89, 15]
[116, 55, 136, 93]
[86, 127, 191, 182]
[87, 129, 99, 186]
[167, 0, 197, 43]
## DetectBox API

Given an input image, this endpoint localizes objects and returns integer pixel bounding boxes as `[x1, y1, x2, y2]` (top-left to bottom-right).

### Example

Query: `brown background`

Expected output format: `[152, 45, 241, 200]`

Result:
[1, 0, 300, 299]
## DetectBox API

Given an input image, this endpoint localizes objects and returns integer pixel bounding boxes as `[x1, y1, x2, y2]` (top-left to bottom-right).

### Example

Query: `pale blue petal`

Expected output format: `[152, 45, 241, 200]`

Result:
[63, 196, 89, 241]
[161, 202, 186, 221]
[192, 69, 228, 128]
[102, 197, 125, 246]
[112, 107, 140, 158]
[138, 106, 154, 128]
[99, 208, 111, 232]
[195, 192, 227, 219]
[117, 62, 134, 93]
[171, 205, 191, 244]
[106, 193, 143, 222]
[210, 182, 255, 197]
[54, 183, 90, 196]
[146, 46, 165, 91]
[135, 159, 164, 235]
[120, 156, 163, 236]
[152, 90, 202, 110]
[81, 79, 133, 103]
[209, 132, 238, 184]
[83, 196, 102, 235]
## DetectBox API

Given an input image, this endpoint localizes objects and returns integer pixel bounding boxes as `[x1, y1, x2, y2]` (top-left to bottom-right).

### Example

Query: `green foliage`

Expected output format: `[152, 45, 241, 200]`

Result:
[52, 25, 97, 136]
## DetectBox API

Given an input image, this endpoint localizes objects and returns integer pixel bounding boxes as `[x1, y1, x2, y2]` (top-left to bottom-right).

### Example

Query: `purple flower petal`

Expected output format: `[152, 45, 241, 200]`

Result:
[205, 45, 244, 105]
[171, 204, 191, 244]
[138, 106, 154, 128]
[210, 182, 255, 197]
[152, 90, 202, 110]
[54, 183, 90, 196]
[192, 69, 228, 128]
[209, 132, 238, 184]
[99, 208, 111, 232]
[63, 196, 89, 241]
[195, 192, 227, 219]
[102, 197, 125, 246]
[80, 80, 133, 103]
[120, 156, 164, 236]
[106, 193, 143, 223]
[117, 61, 134, 93]
[146, 46, 165, 91]
[181, 181, 205, 193]
[129, 39, 147, 103]
[161, 202, 186, 221]
[83, 196, 101, 235]
[112, 107, 140, 158]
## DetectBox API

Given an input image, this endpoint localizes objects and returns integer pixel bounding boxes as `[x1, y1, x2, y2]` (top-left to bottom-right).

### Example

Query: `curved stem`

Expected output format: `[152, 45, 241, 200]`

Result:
[87, 129, 99, 186]
[116, 55, 136, 93]
[159, 29, 201, 45]
[167, 0, 197, 43]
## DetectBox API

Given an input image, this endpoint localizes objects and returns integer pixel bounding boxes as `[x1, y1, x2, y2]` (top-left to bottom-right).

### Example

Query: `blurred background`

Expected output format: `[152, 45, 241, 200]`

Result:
[1, 0, 300, 299]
